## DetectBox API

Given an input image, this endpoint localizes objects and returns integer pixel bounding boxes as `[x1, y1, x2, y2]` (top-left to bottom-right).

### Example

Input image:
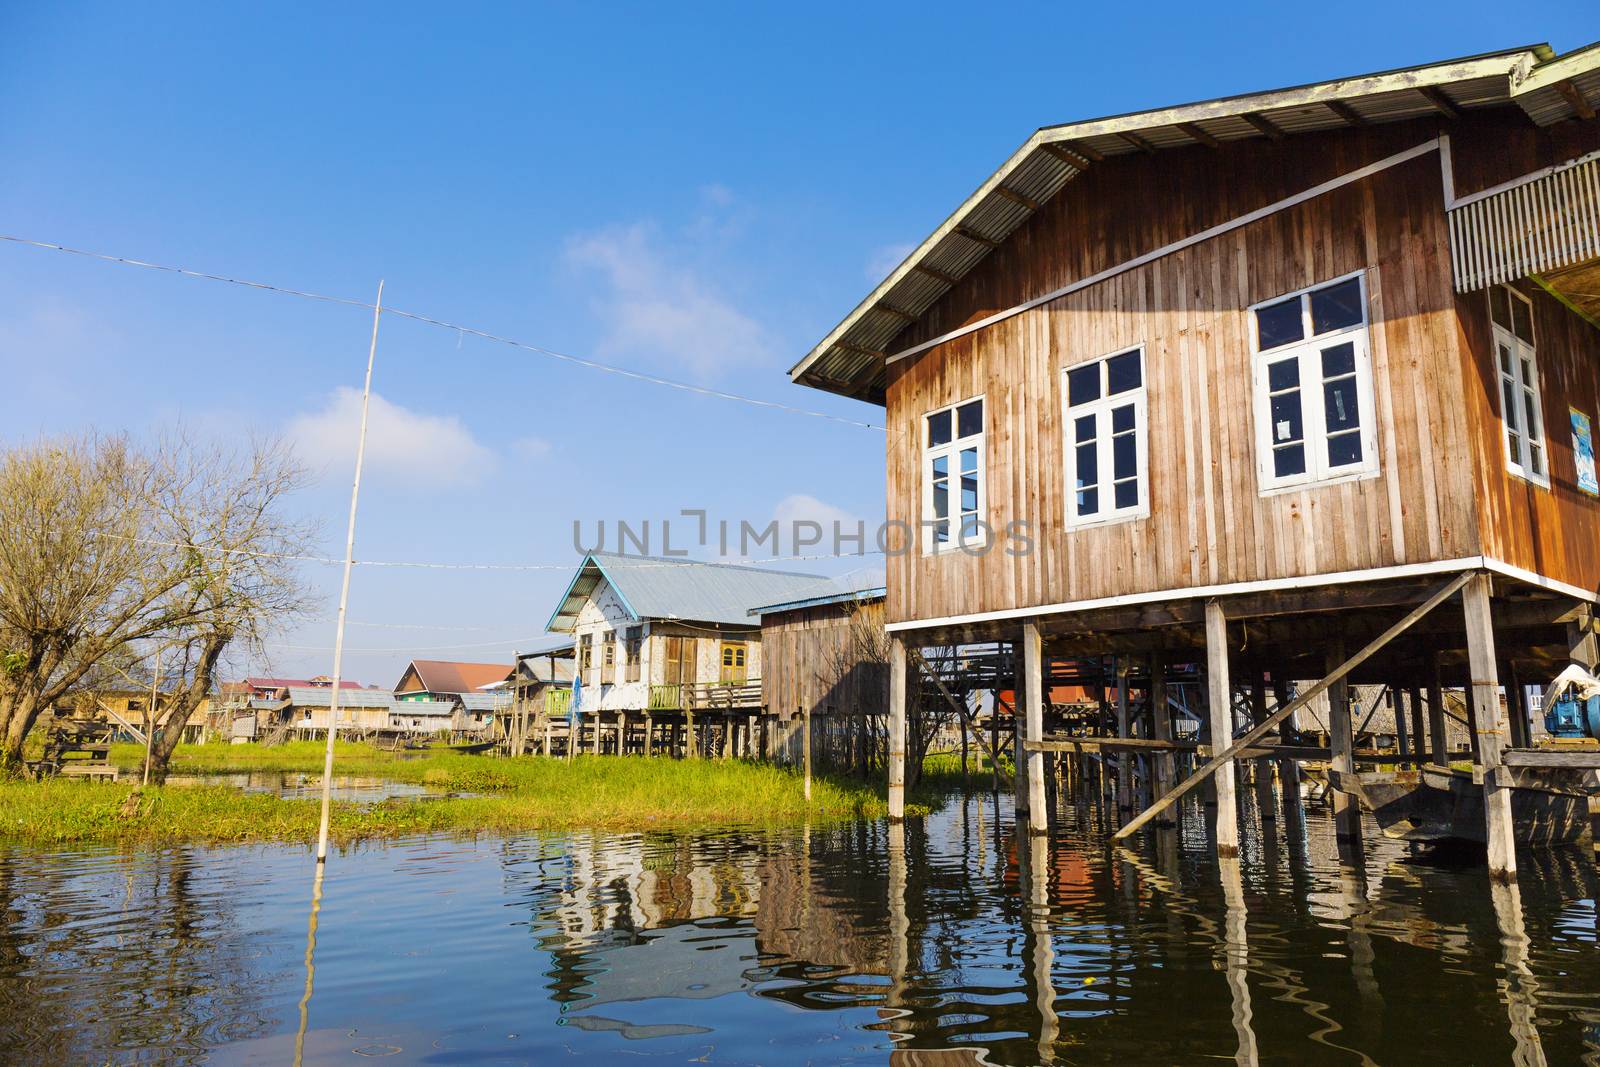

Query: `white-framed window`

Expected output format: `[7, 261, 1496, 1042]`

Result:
[922, 396, 985, 553]
[1488, 284, 1548, 487]
[1062, 346, 1148, 526]
[1250, 271, 1379, 492]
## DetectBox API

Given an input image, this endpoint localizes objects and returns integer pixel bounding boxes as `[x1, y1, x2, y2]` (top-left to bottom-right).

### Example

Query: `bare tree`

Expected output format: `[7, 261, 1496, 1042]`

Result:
[0, 436, 190, 771]
[138, 434, 315, 780]
[0, 434, 314, 775]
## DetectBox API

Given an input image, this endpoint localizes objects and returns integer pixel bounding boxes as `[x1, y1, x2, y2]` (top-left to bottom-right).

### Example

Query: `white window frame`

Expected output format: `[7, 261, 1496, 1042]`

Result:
[1061, 345, 1150, 528]
[1488, 285, 1549, 488]
[1249, 270, 1380, 495]
[921, 394, 987, 555]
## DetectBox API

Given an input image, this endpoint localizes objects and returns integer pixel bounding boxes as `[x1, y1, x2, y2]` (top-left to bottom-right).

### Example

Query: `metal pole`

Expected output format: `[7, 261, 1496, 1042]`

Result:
[312, 280, 383, 864]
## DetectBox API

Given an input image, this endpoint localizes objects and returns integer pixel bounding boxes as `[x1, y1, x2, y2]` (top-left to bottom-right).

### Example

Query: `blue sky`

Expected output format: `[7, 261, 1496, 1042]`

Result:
[1, 3, 1593, 683]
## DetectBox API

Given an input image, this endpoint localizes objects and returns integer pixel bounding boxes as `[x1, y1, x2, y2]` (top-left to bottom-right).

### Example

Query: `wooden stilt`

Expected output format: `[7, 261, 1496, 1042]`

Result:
[1427, 653, 1448, 769]
[1250, 674, 1274, 820]
[888, 635, 907, 821]
[1569, 611, 1598, 670]
[1149, 652, 1175, 824]
[1205, 599, 1240, 857]
[644, 713, 654, 756]
[1327, 640, 1360, 843]
[1392, 683, 1409, 760]
[686, 710, 697, 759]
[803, 705, 813, 803]
[1023, 621, 1047, 830]
[1464, 573, 1516, 881]
[1274, 677, 1304, 826]
[1409, 687, 1426, 770]
[1114, 657, 1132, 822]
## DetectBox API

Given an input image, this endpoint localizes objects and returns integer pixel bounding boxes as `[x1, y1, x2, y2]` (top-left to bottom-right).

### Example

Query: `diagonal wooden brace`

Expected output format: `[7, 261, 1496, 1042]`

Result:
[908, 646, 1014, 786]
[1112, 571, 1474, 841]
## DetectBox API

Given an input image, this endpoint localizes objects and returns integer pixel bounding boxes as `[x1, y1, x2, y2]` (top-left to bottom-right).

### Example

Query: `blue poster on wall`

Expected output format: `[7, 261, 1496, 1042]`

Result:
[1573, 408, 1598, 497]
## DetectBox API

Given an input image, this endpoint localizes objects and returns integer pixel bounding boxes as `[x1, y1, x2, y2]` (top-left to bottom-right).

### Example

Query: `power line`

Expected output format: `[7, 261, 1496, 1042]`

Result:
[0, 232, 884, 431]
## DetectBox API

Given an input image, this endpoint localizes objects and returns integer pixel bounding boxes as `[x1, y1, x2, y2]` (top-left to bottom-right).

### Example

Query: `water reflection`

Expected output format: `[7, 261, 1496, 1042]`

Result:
[1, 789, 1599, 1064]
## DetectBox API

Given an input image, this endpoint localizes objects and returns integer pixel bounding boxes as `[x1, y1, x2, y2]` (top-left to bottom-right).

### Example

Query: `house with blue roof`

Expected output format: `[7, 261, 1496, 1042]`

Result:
[542, 553, 838, 755]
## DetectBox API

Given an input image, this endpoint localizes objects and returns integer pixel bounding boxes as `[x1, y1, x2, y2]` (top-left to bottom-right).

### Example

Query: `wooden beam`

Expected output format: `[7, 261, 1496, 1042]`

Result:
[1205, 600, 1240, 856]
[1175, 121, 1220, 148]
[1463, 574, 1515, 880]
[911, 263, 960, 287]
[992, 186, 1041, 212]
[1556, 78, 1597, 121]
[1116, 130, 1158, 156]
[953, 225, 1000, 249]
[1065, 139, 1103, 162]
[887, 636, 906, 820]
[1039, 142, 1092, 169]
[1324, 99, 1367, 126]
[1112, 572, 1473, 841]
[875, 303, 919, 323]
[1022, 621, 1047, 827]
[835, 341, 887, 360]
[1418, 85, 1460, 120]
[1241, 111, 1284, 141]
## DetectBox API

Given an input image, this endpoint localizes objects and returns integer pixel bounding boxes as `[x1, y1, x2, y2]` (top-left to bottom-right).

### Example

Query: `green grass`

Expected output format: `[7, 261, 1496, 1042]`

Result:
[5, 742, 921, 846]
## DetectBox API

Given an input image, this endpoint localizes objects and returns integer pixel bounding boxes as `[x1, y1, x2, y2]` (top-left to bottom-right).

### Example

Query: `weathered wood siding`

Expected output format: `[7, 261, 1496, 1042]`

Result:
[761, 599, 887, 721]
[1460, 279, 1600, 592]
[882, 113, 1600, 626]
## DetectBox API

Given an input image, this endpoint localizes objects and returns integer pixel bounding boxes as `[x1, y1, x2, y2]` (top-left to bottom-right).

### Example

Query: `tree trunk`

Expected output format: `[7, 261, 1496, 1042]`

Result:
[146, 634, 228, 782]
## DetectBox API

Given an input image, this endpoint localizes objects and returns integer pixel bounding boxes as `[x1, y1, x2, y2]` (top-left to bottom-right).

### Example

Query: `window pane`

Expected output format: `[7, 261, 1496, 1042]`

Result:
[1076, 487, 1099, 516]
[1106, 350, 1141, 394]
[931, 453, 948, 477]
[1269, 391, 1304, 443]
[1310, 278, 1363, 335]
[1268, 357, 1299, 392]
[1327, 430, 1362, 468]
[1490, 286, 1511, 330]
[1114, 479, 1139, 510]
[1273, 443, 1307, 478]
[1507, 429, 1521, 463]
[960, 446, 978, 475]
[1324, 377, 1360, 432]
[960, 473, 978, 512]
[1111, 403, 1135, 433]
[1075, 442, 1098, 487]
[1074, 413, 1096, 444]
[1320, 341, 1355, 379]
[934, 519, 949, 544]
[1113, 433, 1136, 479]
[1501, 379, 1520, 433]
[1511, 294, 1533, 343]
[1523, 390, 1538, 441]
[932, 481, 948, 518]
[927, 410, 951, 447]
[960, 514, 981, 540]
[957, 399, 983, 439]
[1256, 297, 1304, 350]
[1067, 363, 1101, 406]
[1529, 441, 1545, 477]
[1498, 343, 1513, 375]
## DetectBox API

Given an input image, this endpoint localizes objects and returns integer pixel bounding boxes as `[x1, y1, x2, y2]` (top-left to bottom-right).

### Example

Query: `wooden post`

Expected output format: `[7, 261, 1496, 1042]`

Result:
[1114, 656, 1132, 822]
[1392, 684, 1409, 760]
[803, 705, 813, 802]
[1205, 599, 1240, 857]
[990, 695, 1001, 794]
[1409, 686, 1426, 769]
[1250, 674, 1274, 820]
[1569, 611, 1598, 669]
[1274, 677, 1304, 825]
[1149, 652, 1175, 823]
[1464, 573, 1516, 881]
[644, 713, 654, 756]
[888, 636, 907, 821]
[1327, 639, 1359, 843]
[1427, 653, 1448, 768]
[686, 710, 697, 759]
[1022, 621, 1047, 830]
[592, 710, 602, 756]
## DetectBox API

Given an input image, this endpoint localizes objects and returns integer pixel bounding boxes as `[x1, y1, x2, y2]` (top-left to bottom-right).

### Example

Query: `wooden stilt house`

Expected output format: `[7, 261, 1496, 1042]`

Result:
[792, 43, 1600, 880]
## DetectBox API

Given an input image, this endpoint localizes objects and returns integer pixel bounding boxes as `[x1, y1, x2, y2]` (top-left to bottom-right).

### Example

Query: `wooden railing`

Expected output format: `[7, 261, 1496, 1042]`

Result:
[648, 680, 762, 711]
[545, 688, 571, 718]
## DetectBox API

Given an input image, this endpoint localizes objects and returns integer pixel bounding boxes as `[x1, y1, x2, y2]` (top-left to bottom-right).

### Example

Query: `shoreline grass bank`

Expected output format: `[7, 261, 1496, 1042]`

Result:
[3, 742, 919, 847]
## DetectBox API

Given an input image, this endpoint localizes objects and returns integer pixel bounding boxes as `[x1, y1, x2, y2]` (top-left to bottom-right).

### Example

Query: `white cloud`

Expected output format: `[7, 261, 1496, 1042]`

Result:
[286, 388, 495, 489]
[510, 436, 553, 463]
[771, 493, 866, 556]
[866, 241, 916, 282]
[565, 220, 771, 378]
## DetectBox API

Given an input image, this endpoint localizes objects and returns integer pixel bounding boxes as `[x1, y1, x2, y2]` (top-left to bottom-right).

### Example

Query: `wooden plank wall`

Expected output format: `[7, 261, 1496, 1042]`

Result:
[885, 123, 1484, 626]
[1459, 279, 1600, 593]
[760, 599, 888, 721]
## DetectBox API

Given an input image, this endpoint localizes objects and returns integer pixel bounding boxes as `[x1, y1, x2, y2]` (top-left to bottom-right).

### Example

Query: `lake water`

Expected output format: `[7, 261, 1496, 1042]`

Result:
[2, 788, 1598, 1065]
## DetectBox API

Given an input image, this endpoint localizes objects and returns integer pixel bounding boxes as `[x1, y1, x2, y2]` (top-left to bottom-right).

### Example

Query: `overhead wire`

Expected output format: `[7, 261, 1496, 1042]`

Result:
[0, 232, 884, 431]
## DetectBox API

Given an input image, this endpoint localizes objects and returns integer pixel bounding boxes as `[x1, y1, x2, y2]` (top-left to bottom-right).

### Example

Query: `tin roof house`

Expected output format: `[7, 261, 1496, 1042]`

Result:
[792, 43, 1600, 881]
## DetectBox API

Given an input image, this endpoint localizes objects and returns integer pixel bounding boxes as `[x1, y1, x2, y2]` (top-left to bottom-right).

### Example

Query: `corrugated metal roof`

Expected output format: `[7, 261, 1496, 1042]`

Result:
[547, 553, 838, 632]
[459, 692, 508, 711]
[793, 43, 1600, 403]
[388, 699, 456, 718]
[751, 584, 887, 618]
[287, 686, 395, 709]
